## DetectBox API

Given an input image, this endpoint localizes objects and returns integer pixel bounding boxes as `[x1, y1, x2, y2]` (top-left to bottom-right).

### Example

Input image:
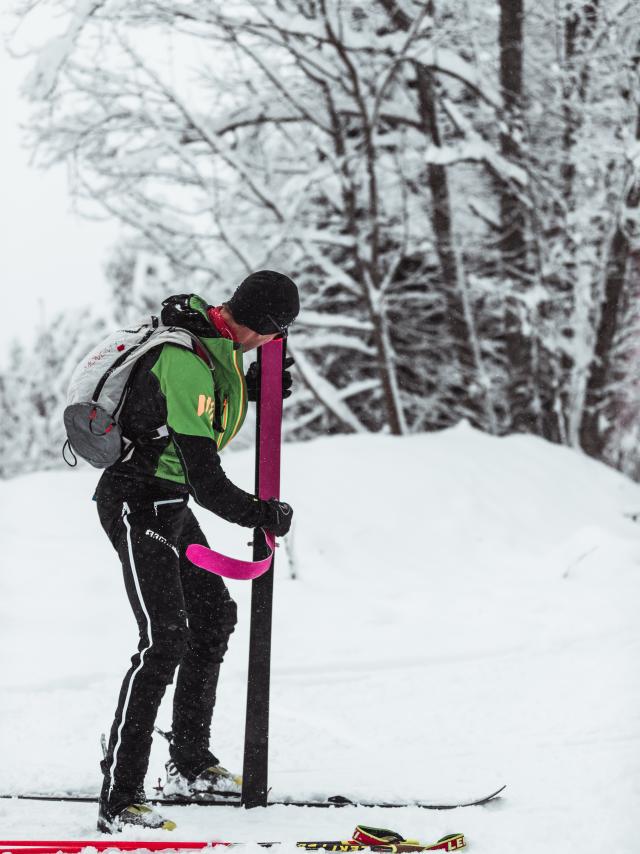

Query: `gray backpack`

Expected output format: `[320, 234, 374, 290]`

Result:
[63, 317, 207, 468]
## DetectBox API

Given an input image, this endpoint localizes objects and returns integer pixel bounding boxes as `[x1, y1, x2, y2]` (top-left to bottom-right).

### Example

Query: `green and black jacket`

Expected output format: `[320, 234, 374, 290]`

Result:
[105, 295, 264, 529]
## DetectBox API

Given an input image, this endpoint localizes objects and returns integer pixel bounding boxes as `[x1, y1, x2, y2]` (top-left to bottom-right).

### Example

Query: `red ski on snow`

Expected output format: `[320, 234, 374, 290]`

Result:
[0, 833, 466, 853]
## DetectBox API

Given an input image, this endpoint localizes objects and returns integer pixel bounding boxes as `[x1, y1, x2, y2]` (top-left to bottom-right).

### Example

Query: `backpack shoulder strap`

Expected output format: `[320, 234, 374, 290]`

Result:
[91, 321, 212, 407]
[161, 326, 214, 370]
[91, 325, 158, 403]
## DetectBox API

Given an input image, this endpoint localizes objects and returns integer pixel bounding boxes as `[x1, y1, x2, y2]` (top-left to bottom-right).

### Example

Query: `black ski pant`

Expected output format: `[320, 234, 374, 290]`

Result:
[95, 474, 237, 810]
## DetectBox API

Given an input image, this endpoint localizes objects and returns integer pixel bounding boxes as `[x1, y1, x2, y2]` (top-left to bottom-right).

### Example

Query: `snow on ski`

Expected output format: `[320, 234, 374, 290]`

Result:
[321, 786, 506, 810]
[0, 785, 504, 810]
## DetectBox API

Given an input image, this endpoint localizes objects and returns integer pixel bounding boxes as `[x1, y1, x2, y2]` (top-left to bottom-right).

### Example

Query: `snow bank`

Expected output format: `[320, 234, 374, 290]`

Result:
[0, 425, 638, 852]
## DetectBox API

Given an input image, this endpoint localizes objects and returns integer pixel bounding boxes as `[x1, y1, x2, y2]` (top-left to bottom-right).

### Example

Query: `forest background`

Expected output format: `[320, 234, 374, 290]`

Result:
[1, 0, 639, 480]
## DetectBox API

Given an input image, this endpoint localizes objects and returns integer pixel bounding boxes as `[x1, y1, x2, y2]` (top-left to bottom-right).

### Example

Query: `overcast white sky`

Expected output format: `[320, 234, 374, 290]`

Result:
[0, 41, 118, 365]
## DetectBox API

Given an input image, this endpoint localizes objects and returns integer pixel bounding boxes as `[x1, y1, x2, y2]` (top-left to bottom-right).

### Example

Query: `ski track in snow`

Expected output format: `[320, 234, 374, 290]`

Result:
[1, 424, 639, 853]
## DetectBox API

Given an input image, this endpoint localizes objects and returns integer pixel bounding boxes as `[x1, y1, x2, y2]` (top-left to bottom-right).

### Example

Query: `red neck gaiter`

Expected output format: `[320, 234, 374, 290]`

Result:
[207, 306, 237, 341]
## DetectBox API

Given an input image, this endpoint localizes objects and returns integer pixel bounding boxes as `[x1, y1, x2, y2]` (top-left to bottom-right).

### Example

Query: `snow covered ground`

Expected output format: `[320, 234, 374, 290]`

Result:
[1, 424, 639, 852]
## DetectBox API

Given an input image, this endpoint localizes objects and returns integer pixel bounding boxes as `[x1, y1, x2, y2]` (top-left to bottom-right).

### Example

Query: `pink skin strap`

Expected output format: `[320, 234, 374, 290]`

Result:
[186, 338, 283, 580]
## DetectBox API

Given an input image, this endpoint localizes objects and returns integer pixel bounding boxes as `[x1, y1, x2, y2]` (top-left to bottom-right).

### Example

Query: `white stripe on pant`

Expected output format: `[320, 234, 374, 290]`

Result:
[107, 502, 154, 796]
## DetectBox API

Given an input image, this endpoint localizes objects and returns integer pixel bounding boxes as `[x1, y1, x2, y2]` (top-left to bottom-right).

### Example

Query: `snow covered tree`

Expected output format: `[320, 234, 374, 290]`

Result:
[0, 308, 107, 478]
[9, 0, 640, 475]
[520, 1, 640, 457]
[578, 31, 640, 459]
[13, 0, 519, 438]
[105, 239, 191, 325]
[0, 343, 30, 479]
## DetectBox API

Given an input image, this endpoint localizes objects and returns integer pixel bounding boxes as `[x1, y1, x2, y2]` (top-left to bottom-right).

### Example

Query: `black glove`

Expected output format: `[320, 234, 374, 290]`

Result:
[260, 498, 293, 536]
[246, 357, 295, 402]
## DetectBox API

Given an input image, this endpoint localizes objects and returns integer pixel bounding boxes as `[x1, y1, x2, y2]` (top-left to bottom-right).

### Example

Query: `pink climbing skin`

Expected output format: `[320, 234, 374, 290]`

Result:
[186, 338, 284, 580]
[186, 539, 274, 581]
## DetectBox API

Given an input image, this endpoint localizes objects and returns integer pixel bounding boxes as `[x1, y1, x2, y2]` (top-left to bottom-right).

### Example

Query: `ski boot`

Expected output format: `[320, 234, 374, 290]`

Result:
[98, 789, 176, 833]
[163, 759, 242, 799]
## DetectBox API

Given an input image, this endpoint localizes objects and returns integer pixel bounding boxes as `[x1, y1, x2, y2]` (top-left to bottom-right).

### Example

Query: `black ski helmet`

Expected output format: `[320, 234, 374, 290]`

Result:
[226, 270, 299, 335]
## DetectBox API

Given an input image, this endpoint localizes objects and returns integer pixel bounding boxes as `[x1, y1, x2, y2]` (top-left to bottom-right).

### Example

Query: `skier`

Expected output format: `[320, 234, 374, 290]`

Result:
[95, 271, 299, 833]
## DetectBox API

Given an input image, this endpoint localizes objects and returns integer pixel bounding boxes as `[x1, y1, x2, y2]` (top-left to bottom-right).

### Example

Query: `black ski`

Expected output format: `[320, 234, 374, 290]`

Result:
[0, 785, 505, 810]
